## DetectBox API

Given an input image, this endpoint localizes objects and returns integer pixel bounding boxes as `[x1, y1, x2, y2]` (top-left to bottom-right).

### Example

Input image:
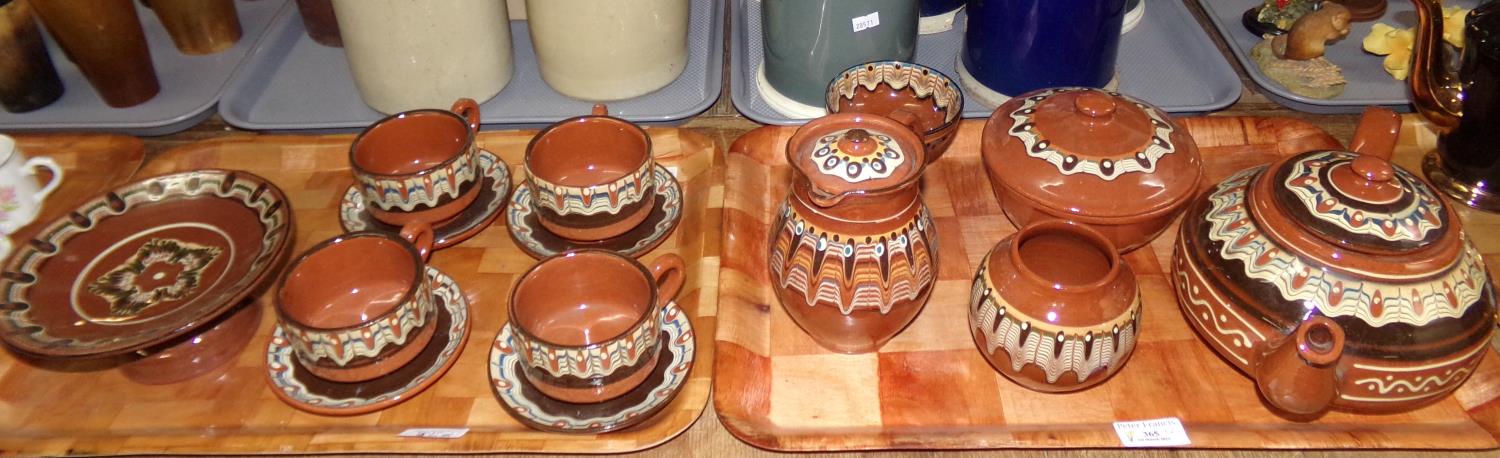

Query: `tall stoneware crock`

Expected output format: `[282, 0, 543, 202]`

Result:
[333, 0, 513, 114]
[526, 0, 689, 101]
[768, 112, 936, 354]
[1172, 107, 1497, 417]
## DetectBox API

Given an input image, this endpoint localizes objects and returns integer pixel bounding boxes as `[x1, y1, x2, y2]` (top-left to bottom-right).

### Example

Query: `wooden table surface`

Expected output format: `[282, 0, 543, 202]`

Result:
[50, 1, 1497, 455]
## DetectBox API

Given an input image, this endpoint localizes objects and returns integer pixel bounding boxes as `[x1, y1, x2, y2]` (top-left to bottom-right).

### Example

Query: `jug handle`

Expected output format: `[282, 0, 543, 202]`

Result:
[1252, 315, 1345, 416]
[1348, 106, 1401, 161]
[1409, 0, 1464, 132]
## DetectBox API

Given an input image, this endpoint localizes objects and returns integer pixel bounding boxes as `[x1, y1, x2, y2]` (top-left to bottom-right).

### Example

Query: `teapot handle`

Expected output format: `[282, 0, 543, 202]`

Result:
[1252, 315, 1345, 416]
[1348, 106, 1400, 161]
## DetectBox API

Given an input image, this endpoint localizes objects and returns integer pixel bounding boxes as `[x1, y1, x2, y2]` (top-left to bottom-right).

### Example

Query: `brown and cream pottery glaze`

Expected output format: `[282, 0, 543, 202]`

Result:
[1171, 108, 1497, 416]
[507, 250, 685, 404]
[525, 104, 656, 242]
[768, 112, 937, 354]
[969, 221, 1140, 392]
[826, 61, 964, 162]
[351, 98, 483, 227]
[276, 225, 437, 383]
[0, 170, 294, 359]
[982, 87, 1204, 252]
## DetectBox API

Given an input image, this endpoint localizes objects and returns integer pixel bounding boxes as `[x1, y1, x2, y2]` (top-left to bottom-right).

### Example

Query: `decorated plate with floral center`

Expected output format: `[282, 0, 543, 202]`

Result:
[0, 170, 294, 359]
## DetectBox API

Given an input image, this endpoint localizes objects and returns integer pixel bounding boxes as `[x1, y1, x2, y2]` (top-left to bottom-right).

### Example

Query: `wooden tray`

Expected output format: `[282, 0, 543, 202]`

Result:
[714, 117, 1500, 451]
[0, 128, 721, 455]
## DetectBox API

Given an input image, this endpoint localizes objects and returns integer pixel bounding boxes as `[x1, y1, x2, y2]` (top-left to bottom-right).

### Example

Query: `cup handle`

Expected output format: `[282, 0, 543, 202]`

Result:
[398, 222, 434, 262]
[451, 98, 481, 137]
[591, 103, 608, 116]
[648, 253, 686, 310]
[23, 156, 63, 203]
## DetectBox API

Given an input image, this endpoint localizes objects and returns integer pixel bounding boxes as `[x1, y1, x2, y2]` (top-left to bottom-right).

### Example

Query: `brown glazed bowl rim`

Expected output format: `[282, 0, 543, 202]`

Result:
[824, 60, 965, 138]
[0, 169, 296, 359]
[523, 112, 654, 189]
[275, 231, 426, 332]
[1006, 220, 1123, 292]
[506, 248, 659, 350]
[348, 108, 476, 179]
[998, 177, 1195, 225]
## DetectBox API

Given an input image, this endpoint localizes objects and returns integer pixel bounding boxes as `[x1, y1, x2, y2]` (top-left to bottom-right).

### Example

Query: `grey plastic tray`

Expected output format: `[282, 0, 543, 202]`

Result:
[218, 0, 723, 132]
[730, 0, 1242, 124]
[1198, 0, 1481, 114]
[0, 0, 286, 136]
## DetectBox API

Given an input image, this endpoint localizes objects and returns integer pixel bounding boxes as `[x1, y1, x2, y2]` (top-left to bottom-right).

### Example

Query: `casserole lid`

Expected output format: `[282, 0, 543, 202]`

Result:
[981, 87, 1203, 220]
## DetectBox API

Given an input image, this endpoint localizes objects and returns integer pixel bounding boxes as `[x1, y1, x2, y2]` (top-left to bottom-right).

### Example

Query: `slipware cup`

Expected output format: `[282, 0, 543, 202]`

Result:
[350, 98, 483, 228]
[507, 250, 685, 404]
[275, 223, 437, 383]
[0, 134, 63, 234]
[524, 104, 655, 241]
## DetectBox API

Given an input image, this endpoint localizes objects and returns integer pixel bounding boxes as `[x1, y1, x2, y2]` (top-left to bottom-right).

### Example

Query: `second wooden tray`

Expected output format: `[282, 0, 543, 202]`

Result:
[0, 128, 721, 455]
[714, 117, 1500, 450]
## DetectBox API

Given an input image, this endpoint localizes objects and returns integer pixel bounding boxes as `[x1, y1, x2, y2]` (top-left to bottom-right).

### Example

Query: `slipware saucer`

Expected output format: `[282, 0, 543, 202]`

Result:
[489, 302, 695, 434]
[266, 266, 470, 416]
[340, 150, 511, 249]
[505, 164, 682, 259]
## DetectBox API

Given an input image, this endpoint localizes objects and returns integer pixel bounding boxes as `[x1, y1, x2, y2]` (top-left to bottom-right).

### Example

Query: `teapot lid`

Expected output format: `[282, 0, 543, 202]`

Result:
[1267, 151, 1450, 253]
[981, 88, 1202, 219]
[786, 113, 926, 203]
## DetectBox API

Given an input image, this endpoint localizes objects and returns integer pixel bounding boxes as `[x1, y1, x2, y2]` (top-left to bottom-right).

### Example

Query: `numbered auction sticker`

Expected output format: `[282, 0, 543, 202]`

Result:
[852, 12, 880, 32]
[1112, 417, 1191, 447]
[398, 428, 469, 439]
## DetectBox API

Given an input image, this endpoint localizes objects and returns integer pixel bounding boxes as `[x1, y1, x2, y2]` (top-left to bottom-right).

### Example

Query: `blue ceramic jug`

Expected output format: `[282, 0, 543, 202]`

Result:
[959, 0, 1127, 106]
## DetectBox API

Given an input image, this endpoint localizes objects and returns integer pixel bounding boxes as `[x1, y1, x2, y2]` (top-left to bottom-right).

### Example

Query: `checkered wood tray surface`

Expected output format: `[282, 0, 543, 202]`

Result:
[0, 128, 721, 455]
[714, 117, 1500, 451]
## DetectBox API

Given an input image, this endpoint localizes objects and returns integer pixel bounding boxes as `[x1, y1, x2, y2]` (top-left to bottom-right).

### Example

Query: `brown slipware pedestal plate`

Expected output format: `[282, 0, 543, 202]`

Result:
[0, 168, 294, 386]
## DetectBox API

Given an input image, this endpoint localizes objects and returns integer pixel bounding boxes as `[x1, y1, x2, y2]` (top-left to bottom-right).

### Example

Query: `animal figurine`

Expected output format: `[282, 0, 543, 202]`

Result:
[1273, 3, 1352, 60]
[1250, 3, 1351, 98]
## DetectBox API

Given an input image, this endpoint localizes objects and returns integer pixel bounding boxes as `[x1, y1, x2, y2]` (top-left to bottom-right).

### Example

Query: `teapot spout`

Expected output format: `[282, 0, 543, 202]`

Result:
[1252, 316, 1345, 416]
[1409, 0, 1464, 132]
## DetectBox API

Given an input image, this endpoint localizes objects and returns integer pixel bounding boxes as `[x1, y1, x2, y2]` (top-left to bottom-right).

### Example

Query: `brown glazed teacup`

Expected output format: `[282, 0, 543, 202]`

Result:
[525, 104, 655, 241]
[351, 98, 483, 228]
[275, 223, 437, 383]
[507, 250, 685, 403]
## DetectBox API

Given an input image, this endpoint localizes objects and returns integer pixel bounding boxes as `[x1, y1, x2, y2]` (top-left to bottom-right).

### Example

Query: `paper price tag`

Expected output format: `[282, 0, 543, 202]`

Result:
[1113, 417, 1190, 447]
[852, 12, 880, 32]
[398, 428, 469, 439]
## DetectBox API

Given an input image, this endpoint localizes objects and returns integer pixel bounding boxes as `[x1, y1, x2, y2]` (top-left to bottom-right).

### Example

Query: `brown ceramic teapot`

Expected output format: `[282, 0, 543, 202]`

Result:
[768, 112, 937, 354]
[981, 87, 1204, 252]
[1171, 108, 1497, 417]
